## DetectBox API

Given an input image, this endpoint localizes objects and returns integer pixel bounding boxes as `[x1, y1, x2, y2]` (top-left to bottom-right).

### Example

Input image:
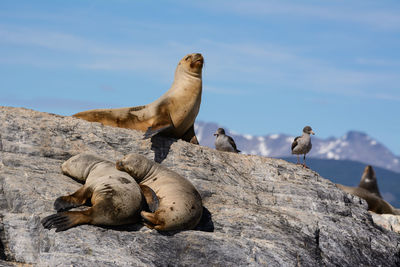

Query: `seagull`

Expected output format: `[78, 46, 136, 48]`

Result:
[214, 128, 241, 153]
[291, 126, 315, 168]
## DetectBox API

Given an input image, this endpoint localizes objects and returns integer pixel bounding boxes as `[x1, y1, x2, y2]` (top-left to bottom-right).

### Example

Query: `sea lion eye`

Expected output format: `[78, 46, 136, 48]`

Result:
[185, 56, 191, 61]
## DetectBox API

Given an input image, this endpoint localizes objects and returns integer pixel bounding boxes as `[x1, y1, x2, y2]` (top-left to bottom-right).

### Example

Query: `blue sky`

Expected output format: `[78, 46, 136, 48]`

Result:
[1, 0, 399, 154]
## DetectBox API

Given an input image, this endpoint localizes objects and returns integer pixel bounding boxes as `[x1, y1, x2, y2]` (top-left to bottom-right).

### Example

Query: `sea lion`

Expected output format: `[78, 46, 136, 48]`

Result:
[73, 53, 204, 144]
[116, 153, 203, 231]
[336, 165, 400, 215]
[41, 153, 146, 231]
[358, 165, 382, 198]
[214, 128, 240, 153]
[291, 126, 315, 168]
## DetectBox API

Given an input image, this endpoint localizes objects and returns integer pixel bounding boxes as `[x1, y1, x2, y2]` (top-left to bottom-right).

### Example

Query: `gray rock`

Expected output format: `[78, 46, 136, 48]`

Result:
[371, 213, 400, 234]
[0, 106, 399, 266]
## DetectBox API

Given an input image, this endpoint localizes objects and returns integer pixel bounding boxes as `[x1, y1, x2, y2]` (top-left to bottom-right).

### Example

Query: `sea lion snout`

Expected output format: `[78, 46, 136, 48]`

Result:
[190, 53, 204, 68]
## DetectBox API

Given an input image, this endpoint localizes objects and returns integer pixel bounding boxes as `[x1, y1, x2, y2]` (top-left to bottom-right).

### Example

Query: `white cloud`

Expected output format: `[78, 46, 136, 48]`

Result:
[196, 0, 400, 31]
[1, 12, 399, 102]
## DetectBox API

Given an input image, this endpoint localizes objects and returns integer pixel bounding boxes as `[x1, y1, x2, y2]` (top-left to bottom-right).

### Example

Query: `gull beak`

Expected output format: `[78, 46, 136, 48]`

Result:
[311, 131, 315, 135]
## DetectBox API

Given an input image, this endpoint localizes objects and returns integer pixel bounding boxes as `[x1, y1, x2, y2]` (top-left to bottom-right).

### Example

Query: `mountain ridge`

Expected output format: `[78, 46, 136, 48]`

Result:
[195, 121, 400, 173]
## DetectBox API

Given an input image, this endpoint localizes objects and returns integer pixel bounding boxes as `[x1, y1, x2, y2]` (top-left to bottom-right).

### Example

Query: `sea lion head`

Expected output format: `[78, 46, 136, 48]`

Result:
[361, 165, 376, 183]
[61, 153, 104, 180]
[176, 53, 204, 76]
[116, 153, 153, 182]
[358, 165, 382, 198]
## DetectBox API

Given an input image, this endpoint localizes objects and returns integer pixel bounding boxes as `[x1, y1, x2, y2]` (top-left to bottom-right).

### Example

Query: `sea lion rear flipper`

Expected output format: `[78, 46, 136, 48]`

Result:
[41, 210, 92, 232]
[143, 125, 174, 140]
[140, 184, 159, 212]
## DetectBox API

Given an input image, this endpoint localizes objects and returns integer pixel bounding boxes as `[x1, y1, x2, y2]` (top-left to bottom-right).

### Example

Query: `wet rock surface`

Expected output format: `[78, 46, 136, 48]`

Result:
[0, 106, 399, 266]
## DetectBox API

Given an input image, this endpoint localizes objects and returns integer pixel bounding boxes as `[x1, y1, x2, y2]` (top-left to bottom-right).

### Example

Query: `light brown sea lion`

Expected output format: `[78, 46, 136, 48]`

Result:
[41, 153, 146, 231]
[73, 53, 204, 144]
[116, 153, 203, 231]
[336, 165, 400, 215]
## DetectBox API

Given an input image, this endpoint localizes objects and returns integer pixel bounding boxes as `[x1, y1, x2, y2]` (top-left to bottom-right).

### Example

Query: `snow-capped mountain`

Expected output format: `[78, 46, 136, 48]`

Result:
[195, 121, 400, 174]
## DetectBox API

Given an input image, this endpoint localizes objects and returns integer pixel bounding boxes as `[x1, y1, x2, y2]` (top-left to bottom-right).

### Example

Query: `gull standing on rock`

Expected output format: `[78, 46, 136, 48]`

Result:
[291, 126, 315, 168]
[214, 128, 241, 153]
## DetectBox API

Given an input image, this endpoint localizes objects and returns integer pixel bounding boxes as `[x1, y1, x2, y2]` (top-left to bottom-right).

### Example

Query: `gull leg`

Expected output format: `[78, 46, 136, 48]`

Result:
[303, 154, 309, 168]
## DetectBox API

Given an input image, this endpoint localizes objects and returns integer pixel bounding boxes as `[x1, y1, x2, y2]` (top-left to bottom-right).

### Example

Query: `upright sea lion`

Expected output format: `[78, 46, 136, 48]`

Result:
[116, 153, 203, 231]
[358, 165, 382, 198]
[41, 153, 145, 231]
[73, 53, 204, 144]
[336, 165, 400, 215]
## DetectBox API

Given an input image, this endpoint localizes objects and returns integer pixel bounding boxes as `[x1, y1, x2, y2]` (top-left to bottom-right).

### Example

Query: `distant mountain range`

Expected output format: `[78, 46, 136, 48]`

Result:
[194, 121, 400, 207]
[195, 121, 400, 174]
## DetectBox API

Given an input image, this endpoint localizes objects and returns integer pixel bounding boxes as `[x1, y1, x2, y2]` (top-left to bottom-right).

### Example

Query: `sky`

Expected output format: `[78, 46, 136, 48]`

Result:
[1, 0, 399, 154]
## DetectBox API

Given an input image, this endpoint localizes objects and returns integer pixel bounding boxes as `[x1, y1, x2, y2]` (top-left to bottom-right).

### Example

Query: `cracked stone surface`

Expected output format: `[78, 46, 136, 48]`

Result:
[0, 106, 400, 266]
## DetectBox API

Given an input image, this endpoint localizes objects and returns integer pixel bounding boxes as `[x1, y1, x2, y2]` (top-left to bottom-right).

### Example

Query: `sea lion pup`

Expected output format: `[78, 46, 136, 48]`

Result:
[73, 53, 204, 144]
[214, 128, 241, 153]
[336, 165, 400, 215]
[41, 153, 146, 232]
[116, 153, 203, 231]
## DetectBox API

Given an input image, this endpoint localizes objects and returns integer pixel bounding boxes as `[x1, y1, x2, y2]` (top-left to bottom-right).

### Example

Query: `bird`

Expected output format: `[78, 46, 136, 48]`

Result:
[291, 126, 315, 168]
[214, 128, 241, 153]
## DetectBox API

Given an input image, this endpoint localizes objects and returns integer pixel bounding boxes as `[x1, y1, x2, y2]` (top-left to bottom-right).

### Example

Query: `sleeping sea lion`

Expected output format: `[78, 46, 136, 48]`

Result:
[116, 153, 203, 231]
[41, 153, 145, 231]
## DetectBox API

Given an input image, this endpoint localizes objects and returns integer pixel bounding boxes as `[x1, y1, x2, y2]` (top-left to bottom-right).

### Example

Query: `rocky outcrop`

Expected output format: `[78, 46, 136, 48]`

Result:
[371, 213, 400, 234]
[0, 106, 399, 266]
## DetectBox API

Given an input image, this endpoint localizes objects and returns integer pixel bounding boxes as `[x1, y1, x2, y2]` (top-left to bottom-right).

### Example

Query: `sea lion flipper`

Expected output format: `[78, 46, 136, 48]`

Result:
[143, 125, 174, 140]
[41, 210, 92, 232]
[140, 211, 160, 227]
[181, 124, 199, 144]
[140, 184, 159, 212]
[53, 186, 92, 212]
